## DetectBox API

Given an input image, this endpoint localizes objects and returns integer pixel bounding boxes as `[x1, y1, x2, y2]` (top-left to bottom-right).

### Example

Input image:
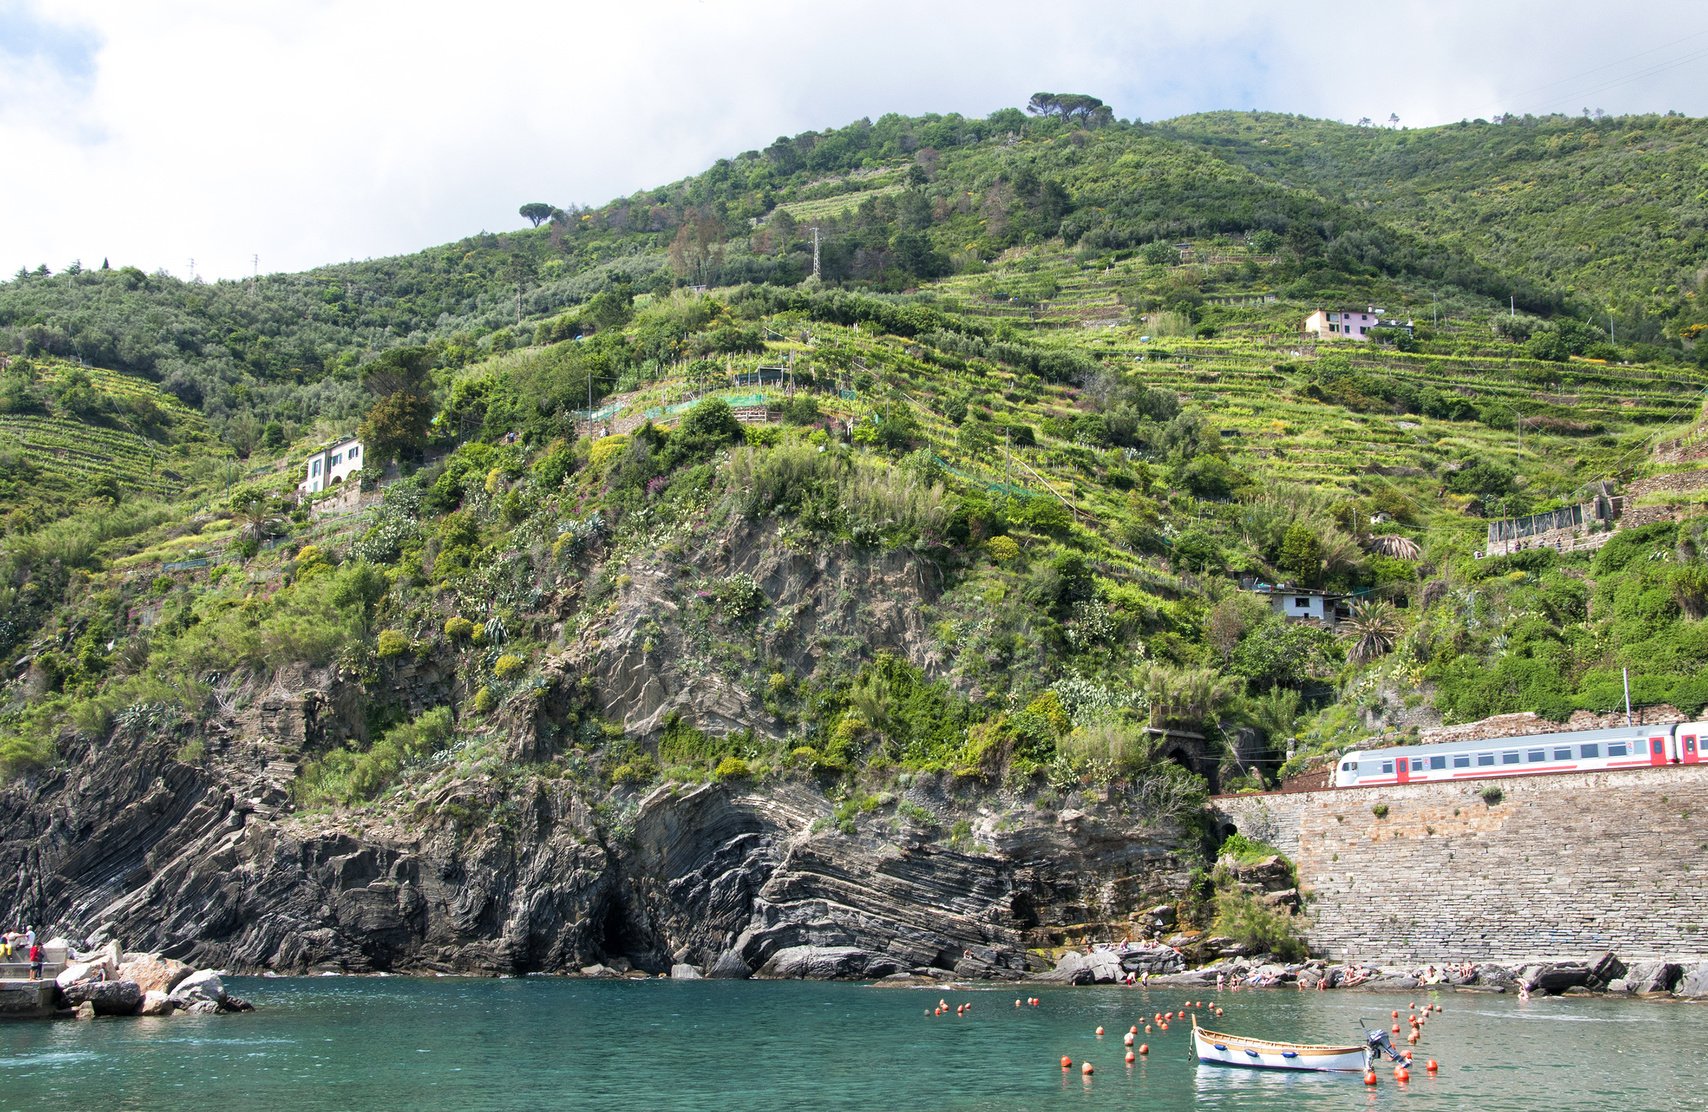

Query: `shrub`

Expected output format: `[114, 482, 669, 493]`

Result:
[712, 755, 752, 782]
[471, 686, 493, 713]
[1371, 802, 1390, 818]
[1211, 889, 1308, 961]
[493, 653, 525, 679]
[376, 629, 411, 658]
[443, 615, 476, 640]
[611, 754, 660, 787]
[1480, 785, 1504, 805]
[987, 535, 1021, 563]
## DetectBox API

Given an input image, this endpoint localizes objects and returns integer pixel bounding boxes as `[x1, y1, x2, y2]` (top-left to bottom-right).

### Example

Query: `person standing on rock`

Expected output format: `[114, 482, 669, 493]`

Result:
[28, 940, 43, 980]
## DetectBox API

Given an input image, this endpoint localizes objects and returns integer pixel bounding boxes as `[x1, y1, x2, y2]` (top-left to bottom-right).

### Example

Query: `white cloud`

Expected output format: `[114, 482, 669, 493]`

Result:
[3, 0, 1704, 280]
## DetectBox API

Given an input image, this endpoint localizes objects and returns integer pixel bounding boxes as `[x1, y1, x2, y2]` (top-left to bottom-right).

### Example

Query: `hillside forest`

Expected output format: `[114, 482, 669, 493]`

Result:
[2, 100, 1706, 859]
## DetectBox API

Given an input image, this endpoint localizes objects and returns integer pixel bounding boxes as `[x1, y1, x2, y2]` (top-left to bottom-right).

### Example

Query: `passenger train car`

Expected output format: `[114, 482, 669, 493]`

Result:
[1333, 721, 1708, 788]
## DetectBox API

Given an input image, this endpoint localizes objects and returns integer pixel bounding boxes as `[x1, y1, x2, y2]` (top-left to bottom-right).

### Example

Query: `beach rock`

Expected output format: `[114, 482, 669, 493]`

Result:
[755, 945, 899, 980]
[578, 964, 618, 979]
[1585, 951, 1627, 989]
[1634, 962, 1682, 994]
[708, 950, 753, 979]
[55, 961, 103, 990]
[1527, 963, 1591, 996]
[62, 979, 143, 1016]
[118, 954, 193, 995]
[184, 1000, 220, 1015]
[1674, 963, 1708, 998]
[669, 963, 702, 980]
[169, 970, 226, 1008]
[221, 995, 255, 1012]
[140, 990, 174, 1016]
[1037, 951, 1092, 984]
[74, 1001, 96, 1020]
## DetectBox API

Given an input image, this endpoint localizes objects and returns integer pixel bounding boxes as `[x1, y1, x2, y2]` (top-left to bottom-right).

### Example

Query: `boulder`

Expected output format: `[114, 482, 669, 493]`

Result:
[1584, 951, 1627, 990]
[221, 995, 255, 1012]
[1142, 904, 1177, 932]
[754, 945, 900, 980]
[55, 961, 103, 990]
[74, 1001, 96, 1020]
[708, 951, 753, 980]
[1084, 950, 1124, 984]
[184, 1000, 220, 1015]
[169, 970, 226, 1009]
[62, 979, 143, 1016]
[118, 954, 193, 996]
[1637, 962, 1683, 994]
[1527, 963, 1591, 996]
[669, 964, 703, 980]
[1037, 950, 1093, 984]
[1674, 962, 1708, 998]
[577, 964, 618, 979]
[139, 990, 174, 1016]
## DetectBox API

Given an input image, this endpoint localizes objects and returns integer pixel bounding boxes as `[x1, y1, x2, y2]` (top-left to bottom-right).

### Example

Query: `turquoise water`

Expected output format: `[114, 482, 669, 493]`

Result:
[3, 978, 1705, 1111]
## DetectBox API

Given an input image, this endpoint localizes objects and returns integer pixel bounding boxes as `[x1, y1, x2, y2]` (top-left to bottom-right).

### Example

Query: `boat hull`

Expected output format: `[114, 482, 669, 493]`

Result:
[1192, 1022, 1368, 1073]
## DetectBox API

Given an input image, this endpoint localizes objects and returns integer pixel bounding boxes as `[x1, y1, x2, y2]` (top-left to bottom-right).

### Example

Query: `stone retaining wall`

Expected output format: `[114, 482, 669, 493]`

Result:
[1214, 765, 1708, 964]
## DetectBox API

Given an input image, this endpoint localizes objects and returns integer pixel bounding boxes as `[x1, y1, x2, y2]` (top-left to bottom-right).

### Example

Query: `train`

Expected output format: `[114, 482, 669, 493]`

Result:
[1333, 721, 1708, 788]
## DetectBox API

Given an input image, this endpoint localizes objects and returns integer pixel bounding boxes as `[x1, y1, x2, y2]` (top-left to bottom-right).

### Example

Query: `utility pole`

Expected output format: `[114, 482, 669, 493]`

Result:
[811, 225, 821, 281]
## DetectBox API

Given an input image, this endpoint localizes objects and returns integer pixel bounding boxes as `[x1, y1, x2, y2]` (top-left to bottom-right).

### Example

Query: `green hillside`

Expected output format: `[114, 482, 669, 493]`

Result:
[2, 102, 1707, 816]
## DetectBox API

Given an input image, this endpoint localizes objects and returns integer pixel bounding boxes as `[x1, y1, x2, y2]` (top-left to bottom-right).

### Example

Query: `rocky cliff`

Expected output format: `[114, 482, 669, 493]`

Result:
[1, 732, 1192, 977]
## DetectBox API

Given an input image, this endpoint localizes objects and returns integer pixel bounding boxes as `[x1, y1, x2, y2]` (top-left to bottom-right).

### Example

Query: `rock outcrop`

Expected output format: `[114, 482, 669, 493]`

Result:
[1, 731, 1192, 978]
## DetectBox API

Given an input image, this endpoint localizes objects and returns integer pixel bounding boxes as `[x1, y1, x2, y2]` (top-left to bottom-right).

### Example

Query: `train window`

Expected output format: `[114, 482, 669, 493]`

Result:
[1687, 737, 1698, 754]
[1554, 747, 1572, 761]
[1477, 752, 1494, 766]
[1453, 755, 1470, 768]
[1411, 758, 1424, 772]
[1380, 761, 1394, 774]
[1430, 756, 1446, 770]
[1527, 749, 1546, 762]
[1341, 762, 1352, 771]
[1608, 742, 1627, 757]
[1581, 743, 1599, 758]
[1501, 751, 1521, 765]
[1651, 739, 1666, 756]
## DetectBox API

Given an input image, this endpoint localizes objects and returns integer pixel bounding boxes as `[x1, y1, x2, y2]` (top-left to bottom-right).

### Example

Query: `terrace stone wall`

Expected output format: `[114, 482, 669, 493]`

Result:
[1214, 764, 1708, 965]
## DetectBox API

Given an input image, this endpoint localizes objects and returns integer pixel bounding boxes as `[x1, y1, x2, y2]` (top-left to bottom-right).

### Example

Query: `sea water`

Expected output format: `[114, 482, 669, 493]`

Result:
[2, 977, 1705, 1111]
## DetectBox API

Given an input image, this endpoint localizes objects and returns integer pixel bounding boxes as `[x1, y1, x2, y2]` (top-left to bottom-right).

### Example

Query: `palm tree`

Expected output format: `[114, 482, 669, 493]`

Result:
[1366, 533, 1421, 560]
[1342, 600, 1403, 664]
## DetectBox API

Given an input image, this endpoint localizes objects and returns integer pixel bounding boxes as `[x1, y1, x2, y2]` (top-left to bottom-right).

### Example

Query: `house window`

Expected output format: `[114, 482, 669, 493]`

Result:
[330, 451, 342, 466]
[1328, 324, 1338, 332]
[349, 446, 359, 459]
[311, 459, 321, 476]
[1294, 597, 1310, 608]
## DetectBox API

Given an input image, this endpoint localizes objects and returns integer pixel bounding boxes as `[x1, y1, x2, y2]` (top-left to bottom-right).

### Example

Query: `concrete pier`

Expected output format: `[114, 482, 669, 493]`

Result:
[0, 978, 57, 1018]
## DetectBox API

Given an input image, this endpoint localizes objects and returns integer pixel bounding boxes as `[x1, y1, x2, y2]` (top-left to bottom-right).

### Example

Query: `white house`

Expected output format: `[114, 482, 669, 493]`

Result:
[1303, 307, 1412, 342]
[298, 437, 365, 496]
[1244, 581, 1351, 628]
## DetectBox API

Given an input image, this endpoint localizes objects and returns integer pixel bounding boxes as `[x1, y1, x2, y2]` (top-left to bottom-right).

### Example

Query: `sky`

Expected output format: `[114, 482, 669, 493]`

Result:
[4, 0, 1707, 282]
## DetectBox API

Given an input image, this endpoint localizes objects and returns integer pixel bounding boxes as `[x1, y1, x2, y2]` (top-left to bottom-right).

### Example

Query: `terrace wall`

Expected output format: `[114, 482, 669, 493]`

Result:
[1214, 763, 1708, 964]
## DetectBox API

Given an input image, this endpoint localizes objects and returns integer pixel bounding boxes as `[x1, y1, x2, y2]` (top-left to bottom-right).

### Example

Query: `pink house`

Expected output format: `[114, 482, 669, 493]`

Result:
[1303, 307, 1411, 341]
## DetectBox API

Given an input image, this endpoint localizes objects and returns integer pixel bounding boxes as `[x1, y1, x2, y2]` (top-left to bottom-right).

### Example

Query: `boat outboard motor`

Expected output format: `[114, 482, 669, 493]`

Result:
[1362, 1025, 1406, 1067]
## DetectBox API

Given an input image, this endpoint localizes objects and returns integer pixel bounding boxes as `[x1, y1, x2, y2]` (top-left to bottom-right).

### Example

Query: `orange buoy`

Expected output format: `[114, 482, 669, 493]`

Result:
[1061, 1056, 1072, 1069]
[1015, 999, 1022, 1008]
[1095, 1026, 1105, 1036]
[1143, 1025, 1152, 1034]
[1125, 1050, 1135, 1064]
[1364, 1070, 1378, 1086]
[1407, 1031, 1420, 1045]
[1139, 1043, 1149, 1055]
[1395, 1065, 1410, 1083]
[1392, 1024, 1401, 1034]
[1391, 1009, 1400, 1018]
[1129, 1025, 1138, 1034]
[1159, 1023, 1169, 1032]
[1409, 1001, 1416, 1010]
[1123, 1032, 1135, 1046]
[1214, 1008, 1224, 1017]
[1082, 1061, 1094, 1075]
[1426, 1059, 1439, 1073]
